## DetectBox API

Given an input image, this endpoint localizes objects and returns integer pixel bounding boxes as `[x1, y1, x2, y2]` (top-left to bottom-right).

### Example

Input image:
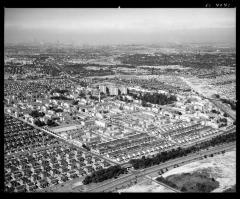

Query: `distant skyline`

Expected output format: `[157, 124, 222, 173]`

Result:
[5, 8, 236, 45]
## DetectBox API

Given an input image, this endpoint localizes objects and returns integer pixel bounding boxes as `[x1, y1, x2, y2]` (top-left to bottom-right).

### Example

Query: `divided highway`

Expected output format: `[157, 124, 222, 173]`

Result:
[86, 142, 235, 192]
[5, 112, 236, 192]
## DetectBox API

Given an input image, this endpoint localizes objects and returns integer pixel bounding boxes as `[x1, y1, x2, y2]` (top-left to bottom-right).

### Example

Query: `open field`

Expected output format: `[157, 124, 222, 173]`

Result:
[164, 172, 219, 192]
[160, 149, 236, 192]
[118, 178, 174, 193]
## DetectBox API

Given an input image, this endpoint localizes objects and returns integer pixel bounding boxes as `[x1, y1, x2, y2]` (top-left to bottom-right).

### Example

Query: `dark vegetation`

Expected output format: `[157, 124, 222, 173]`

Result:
[34, 119, 46, 127]
[220, 98, 236, 110]
[60, 63, 114, 77]
[50, 95, 71, 100]
[224, 185, 236, 192]
[157, 172, 219, 192]
[72, 100, 79, 105]
[46, 119, 59, 127]
[89, 95, 99, 101]
[211, 109, 220, 114]
[128, 92, 177, 106]
[29, 110, 45, 118]
[82, 144, 90, 151]
[82, 165, 127, 185]
[129, 132, 235, 170]
[117, 53, 236, 68]
[53, 108, 63, 113]
[50, 88, 69, 95]
[156, 176, 178, 189]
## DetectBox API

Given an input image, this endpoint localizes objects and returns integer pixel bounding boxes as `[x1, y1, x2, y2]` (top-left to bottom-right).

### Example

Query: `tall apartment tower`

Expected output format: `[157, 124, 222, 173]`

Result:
[99, 85, 106, 93]
[98, 91, 101, 103]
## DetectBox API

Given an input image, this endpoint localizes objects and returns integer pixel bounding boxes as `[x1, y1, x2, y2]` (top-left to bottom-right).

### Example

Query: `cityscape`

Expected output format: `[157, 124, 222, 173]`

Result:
[4, 8, 236, 193]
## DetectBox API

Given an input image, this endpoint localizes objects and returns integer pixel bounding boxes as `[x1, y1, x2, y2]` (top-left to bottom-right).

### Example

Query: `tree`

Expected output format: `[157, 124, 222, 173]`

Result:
[34, 119, 45, 127]
[223, 113, 228, 117]
[79, 92, 86, 98]
[82, 165, 127, 185]
[29, 110, 45, 118]
[47, 119, 58, 127]
[128, 132, 235, 170]
[72, 100, 79, 105]
[106, 87, 110, 95]
[213, 94, 220, 98]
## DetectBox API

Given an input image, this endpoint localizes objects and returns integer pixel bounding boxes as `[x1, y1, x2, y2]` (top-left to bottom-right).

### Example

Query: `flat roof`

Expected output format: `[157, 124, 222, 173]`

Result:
[50, 124, 82, 133]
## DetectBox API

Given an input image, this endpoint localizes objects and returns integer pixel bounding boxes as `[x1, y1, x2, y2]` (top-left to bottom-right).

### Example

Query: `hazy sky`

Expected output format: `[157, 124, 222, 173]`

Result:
[5, 8, 236, 45]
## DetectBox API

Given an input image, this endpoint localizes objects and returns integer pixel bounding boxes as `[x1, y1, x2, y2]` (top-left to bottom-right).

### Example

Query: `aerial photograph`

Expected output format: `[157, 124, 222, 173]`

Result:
[4, 8, 236, 193]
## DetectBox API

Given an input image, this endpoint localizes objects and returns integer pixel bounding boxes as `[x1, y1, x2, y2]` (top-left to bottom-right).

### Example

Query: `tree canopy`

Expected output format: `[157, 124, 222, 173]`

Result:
[29, 110, 45, 118]
[82, 165, 127, 185]
[128, 92, 177, 106]
[129, 132, 235, 170]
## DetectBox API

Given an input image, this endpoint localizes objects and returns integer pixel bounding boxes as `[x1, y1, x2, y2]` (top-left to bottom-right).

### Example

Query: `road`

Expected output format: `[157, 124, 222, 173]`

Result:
[179, 76, 236, 120]
[86, 142, 235, 192]
[5, 113, 119, 166]
[144, 175, 180, 193]
[5, 113, 236, 192]
[208, 98, 236, 120]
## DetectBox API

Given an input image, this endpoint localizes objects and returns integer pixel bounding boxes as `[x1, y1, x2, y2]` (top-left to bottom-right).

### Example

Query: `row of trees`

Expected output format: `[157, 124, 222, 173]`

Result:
[46, 119, 59, 127]
[50, 88, 69, 95]
[129, 132, 235, 170]
[49, 106, 64, 112]
[216, 117, 228, 128]
[220, 98, 236, 110]
[72, 100, 79, 105]
[29, 110, 45, 118]
[34, 119, 58, 127]
[82, 165, 127, 185]
[50, 95, 71, 100]
[128, 92, 177, 106]
[211, 109, 221, 114]
[79, 92, 86, 98]
[89, 95, 99, 101]
[78, 81, 87, 87]
[34, 119, 46, 127]
[82, 144, 90, 151]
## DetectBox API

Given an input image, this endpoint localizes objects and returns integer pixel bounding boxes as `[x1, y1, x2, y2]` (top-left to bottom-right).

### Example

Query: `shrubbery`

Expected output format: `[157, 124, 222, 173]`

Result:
[29, 110, 45, 118]
[50, 95, 71, 100]
[156, 176, 178, 189]
[82, 165, 127, 185]
[220, 98, 236, 110]
[34, 119, 46, 127]
[129, 132, 235, 170]
[128, 92, 177, 106]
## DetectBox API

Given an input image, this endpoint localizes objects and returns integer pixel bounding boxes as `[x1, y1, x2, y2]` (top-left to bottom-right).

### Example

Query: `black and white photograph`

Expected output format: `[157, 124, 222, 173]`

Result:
[4, 7, 236, 193]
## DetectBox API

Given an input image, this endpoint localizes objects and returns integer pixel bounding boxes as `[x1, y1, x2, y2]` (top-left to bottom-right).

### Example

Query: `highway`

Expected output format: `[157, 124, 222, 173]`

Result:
[132, 142, 235, 178]
[5, 113, 236, 192]
[86, 142, 235, 192]
[144, 175, 180, 193]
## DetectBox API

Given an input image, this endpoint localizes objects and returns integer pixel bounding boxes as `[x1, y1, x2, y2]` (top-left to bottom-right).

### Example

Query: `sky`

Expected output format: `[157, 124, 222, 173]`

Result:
[4, 8, 236, 45]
